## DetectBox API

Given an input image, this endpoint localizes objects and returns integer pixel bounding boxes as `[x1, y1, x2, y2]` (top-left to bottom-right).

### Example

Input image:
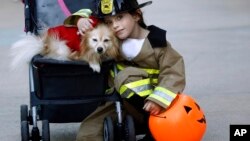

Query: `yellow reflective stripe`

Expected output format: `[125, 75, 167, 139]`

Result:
[144, 69, 159, 75]
[119, 79, 153, 98]
[151, 78, 158, 84]
[128, 84, 152, 93]
[138, 89, 153, 97]
[122, 89, 134, 98]
[110, 70, 114, 77]
[124, 78, 150, 89]
[150, 87, 177, 106]
[110, 67, 158, 82]
[152, 90, 175, 104]
[155, 87, 177, 98]
[115, 63, 163, 99]
[127, 92, 134, 98]
[119, 85, 135, 98]
[148, 94, 171, 106]
[119, 85, 127, 94]
[116, 64, 124, 71]
[120, 84, 152, 98]
[116, 64, 159, 75]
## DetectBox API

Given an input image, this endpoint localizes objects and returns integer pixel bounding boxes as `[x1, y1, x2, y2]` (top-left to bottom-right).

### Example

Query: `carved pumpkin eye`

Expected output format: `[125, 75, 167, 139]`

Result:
[184, 103, 201, 114]
[184, 106, 192, 114]
[195, 102, 200, 110]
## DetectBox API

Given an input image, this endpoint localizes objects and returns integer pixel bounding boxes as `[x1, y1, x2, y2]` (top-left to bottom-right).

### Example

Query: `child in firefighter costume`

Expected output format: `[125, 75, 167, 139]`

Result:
[64, 0, 186, 140]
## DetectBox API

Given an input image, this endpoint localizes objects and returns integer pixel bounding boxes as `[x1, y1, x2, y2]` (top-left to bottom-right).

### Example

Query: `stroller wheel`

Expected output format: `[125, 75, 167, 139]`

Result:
[42, 120, 50, 141]
[124, 115, 136, 141]
[21, 105, 28, 122]
[31, 127, 40, 141]
[21, 121, 29, 141]
[103, 116, 114, 141]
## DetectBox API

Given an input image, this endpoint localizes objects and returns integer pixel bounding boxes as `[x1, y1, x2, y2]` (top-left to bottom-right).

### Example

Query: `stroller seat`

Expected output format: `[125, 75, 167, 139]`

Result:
[20, 55, 124, 141]
[30, 55, 115, 123]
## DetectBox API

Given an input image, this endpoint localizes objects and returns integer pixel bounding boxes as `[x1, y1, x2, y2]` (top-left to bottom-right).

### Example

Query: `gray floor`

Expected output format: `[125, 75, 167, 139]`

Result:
[1, 0, 250, 141]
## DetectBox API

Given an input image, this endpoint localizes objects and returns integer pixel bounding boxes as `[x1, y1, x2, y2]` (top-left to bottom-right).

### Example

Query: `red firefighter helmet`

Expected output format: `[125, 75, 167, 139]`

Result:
[149, 94, 207, 141]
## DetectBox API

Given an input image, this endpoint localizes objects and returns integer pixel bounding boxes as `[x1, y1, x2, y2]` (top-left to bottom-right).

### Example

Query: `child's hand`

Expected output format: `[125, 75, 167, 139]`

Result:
[77, 18, 94, 35]
[143, 100, 165, 115]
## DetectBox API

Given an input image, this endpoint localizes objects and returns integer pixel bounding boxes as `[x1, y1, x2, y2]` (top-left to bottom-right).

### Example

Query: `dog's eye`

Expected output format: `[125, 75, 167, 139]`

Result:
[104, 20, 112, 26]
[92, 38, 97, 42]
[104, 39, 110, 42]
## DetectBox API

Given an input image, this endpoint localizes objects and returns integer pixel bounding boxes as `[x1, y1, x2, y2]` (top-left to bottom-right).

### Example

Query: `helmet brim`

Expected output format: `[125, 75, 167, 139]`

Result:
[136, 1, 152, 9]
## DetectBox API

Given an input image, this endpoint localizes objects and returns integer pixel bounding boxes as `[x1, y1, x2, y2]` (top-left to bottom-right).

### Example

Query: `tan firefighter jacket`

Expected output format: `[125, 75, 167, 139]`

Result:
[63, 9, 186, 109]
[114, 25, 186, 109]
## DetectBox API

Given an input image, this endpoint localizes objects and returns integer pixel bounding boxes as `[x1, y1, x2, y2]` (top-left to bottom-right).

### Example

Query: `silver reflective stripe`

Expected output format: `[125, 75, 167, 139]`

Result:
[121, 84, 153, 98]
[121, 89, 133, 98]
[130, 84, 153, 94]
[153, 90, 175, 102]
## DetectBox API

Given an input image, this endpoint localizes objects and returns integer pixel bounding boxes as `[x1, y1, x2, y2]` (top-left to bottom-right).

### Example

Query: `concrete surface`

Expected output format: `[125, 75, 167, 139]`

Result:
[1, 0, 250, 141]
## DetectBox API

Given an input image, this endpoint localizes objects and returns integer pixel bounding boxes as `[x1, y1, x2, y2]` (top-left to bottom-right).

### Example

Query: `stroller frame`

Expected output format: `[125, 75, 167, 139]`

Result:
[20, 0, 136, 140]
[21, 55, 135, 141]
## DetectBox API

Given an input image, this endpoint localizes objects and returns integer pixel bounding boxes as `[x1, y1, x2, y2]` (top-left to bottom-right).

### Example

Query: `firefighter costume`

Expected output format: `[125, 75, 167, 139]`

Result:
[114, 25, 186, 109]
[64, 0, 186, 140]
[112, 25, 186, 140]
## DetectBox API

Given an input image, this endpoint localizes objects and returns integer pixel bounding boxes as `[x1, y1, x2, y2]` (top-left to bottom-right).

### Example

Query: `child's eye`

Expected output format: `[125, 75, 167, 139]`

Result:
[116, 15, 123, 20]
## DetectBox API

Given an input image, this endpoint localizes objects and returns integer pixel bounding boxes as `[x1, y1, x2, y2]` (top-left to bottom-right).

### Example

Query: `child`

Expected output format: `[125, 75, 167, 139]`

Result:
[64, 0, 186, 140]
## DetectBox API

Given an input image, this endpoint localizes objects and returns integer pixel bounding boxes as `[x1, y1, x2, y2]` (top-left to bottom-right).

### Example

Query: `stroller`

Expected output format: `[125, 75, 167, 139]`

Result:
[20, 0, 136, 141]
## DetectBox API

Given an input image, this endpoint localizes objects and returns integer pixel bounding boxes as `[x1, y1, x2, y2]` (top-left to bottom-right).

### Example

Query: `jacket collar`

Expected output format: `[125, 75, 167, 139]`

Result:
[147, 25, 167, 47]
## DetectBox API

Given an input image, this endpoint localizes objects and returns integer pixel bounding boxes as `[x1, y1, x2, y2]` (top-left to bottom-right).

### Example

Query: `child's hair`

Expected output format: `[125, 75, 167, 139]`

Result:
[129, 10, 147, 29]
[99, 10, 147, 29]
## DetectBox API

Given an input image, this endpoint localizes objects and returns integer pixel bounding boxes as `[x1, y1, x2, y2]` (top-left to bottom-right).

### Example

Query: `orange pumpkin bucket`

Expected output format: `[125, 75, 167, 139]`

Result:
[149, 94, 207, 141]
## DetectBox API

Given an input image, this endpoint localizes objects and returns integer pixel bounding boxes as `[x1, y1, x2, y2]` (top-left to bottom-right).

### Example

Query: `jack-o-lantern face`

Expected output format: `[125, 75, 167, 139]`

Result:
[149, 94, 207, 141]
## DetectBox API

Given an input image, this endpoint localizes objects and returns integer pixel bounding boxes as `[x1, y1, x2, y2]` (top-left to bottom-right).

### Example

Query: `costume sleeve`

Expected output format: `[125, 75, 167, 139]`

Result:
[146, 41, 186, 108]
[63, 9, 92, 26]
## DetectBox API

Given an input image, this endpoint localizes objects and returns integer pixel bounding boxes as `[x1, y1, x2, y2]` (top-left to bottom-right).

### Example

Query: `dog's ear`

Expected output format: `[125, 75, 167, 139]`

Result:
[79, 35, 89, 56]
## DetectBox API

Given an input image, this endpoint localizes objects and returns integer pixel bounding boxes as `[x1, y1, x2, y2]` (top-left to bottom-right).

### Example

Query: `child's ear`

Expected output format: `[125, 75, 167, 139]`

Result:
[133, 9, 142, 21]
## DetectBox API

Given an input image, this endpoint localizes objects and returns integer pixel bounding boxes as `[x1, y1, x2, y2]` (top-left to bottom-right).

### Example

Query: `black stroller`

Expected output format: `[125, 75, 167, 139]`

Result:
[20, 0, 135, 141]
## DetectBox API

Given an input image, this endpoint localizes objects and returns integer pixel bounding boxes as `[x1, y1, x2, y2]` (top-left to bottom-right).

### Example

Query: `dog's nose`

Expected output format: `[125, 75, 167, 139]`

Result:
[97, 47, 103, 54]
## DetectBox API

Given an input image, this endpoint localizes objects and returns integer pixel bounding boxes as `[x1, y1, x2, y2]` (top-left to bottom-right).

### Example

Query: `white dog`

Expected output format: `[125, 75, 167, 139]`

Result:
[11, 23, 120, 72]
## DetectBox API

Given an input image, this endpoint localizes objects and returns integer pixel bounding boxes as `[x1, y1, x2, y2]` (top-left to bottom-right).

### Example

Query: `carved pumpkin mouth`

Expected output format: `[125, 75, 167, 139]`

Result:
[197, 115, 206, 123]
[184, 102, 206, 124]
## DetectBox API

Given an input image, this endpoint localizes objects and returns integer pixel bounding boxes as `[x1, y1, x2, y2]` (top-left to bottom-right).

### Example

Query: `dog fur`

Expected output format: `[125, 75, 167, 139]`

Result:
[11, 24, 120, 72]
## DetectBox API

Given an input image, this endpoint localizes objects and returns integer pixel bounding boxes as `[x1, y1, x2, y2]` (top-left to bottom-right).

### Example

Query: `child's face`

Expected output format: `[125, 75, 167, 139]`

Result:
[104, 12, 139, 40]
